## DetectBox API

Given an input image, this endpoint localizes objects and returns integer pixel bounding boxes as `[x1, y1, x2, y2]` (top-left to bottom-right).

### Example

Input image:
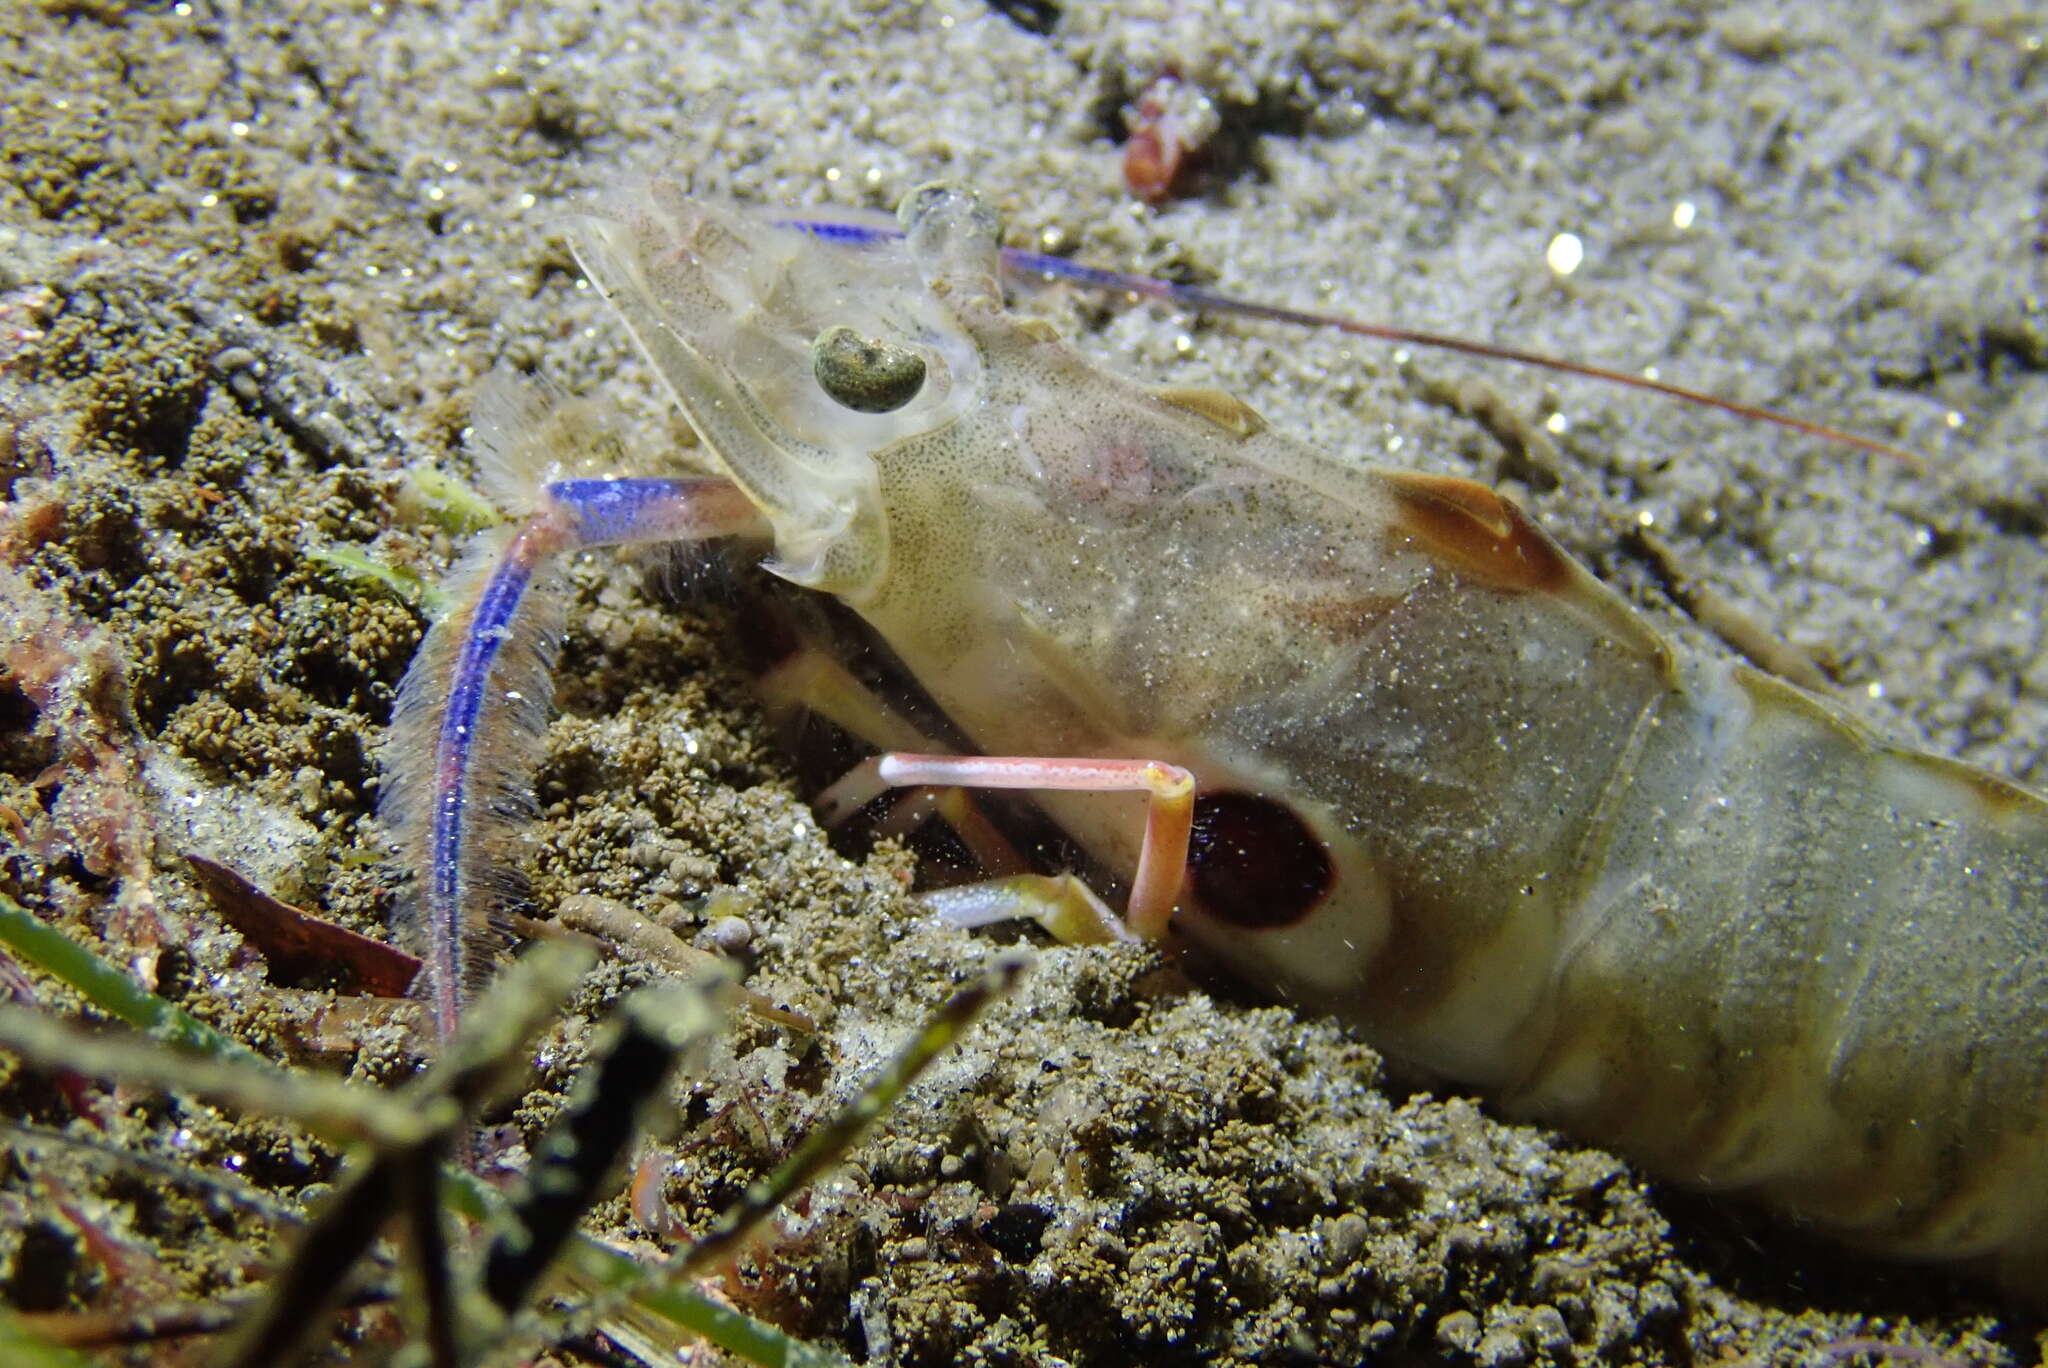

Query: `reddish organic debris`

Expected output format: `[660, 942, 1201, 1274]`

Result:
[1122, 72, 1218, 205]
[1, 564, 181, 982]
[185, 853, 420, 997]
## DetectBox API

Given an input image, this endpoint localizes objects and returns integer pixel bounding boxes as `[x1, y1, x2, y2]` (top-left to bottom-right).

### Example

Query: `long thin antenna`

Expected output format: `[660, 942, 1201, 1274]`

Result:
[777, 216, 1919, 465]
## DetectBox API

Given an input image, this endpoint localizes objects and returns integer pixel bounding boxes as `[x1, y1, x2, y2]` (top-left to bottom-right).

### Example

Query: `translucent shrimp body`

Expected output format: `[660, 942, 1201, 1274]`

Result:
[433, 182, 2048, 1296]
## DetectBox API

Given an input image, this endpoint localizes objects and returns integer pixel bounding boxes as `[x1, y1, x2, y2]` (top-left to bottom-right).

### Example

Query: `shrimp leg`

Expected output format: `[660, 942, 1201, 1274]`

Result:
[753, 641, 1183, 936]
[876, 752, 1195, 941]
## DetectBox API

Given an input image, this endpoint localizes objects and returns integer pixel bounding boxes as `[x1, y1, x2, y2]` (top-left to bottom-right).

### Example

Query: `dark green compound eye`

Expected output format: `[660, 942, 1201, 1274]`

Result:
[812, 326, 928, 413]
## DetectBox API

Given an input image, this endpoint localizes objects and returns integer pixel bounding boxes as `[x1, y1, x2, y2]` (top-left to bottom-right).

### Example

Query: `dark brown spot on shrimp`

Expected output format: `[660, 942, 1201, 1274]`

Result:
[1187, 791, 1334, 928]
[1379, 470, 1576, 594]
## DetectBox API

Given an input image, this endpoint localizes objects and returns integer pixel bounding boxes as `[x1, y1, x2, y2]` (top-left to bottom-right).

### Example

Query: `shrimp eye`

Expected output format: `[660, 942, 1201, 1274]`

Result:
[812, 326, 927, 413]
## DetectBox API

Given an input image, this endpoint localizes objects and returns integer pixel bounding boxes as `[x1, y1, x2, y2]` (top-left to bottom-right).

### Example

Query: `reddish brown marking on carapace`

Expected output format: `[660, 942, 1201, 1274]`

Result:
[1263, 587, 1410, 646]
[1379, 470, 1576, 594]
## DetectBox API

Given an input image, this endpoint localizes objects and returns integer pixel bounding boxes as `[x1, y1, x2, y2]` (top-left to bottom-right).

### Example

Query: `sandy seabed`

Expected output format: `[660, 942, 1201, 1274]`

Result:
[1, 1, 2045, 1364]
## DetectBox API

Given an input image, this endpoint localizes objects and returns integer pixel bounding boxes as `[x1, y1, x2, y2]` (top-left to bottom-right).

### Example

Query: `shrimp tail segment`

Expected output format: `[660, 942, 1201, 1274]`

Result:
[383, 402, 765, 1041]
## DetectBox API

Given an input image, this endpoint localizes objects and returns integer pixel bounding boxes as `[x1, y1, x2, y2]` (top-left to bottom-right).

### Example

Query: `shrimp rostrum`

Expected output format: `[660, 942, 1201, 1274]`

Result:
[389, 181, 2048, 1299]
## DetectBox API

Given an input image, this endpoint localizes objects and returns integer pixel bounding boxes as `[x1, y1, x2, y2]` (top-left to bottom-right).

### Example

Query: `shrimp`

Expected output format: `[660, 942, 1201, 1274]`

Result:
[387, 181, 2048, 1302]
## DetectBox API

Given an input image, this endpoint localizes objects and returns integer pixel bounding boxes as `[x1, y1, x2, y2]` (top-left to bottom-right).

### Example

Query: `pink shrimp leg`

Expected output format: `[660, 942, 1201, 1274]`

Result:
[875, 753, 1196, 942]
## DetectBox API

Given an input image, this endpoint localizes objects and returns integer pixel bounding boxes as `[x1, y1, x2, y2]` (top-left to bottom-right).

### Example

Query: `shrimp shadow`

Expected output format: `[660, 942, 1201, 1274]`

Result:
[1647, 1184, 2025, 1331]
